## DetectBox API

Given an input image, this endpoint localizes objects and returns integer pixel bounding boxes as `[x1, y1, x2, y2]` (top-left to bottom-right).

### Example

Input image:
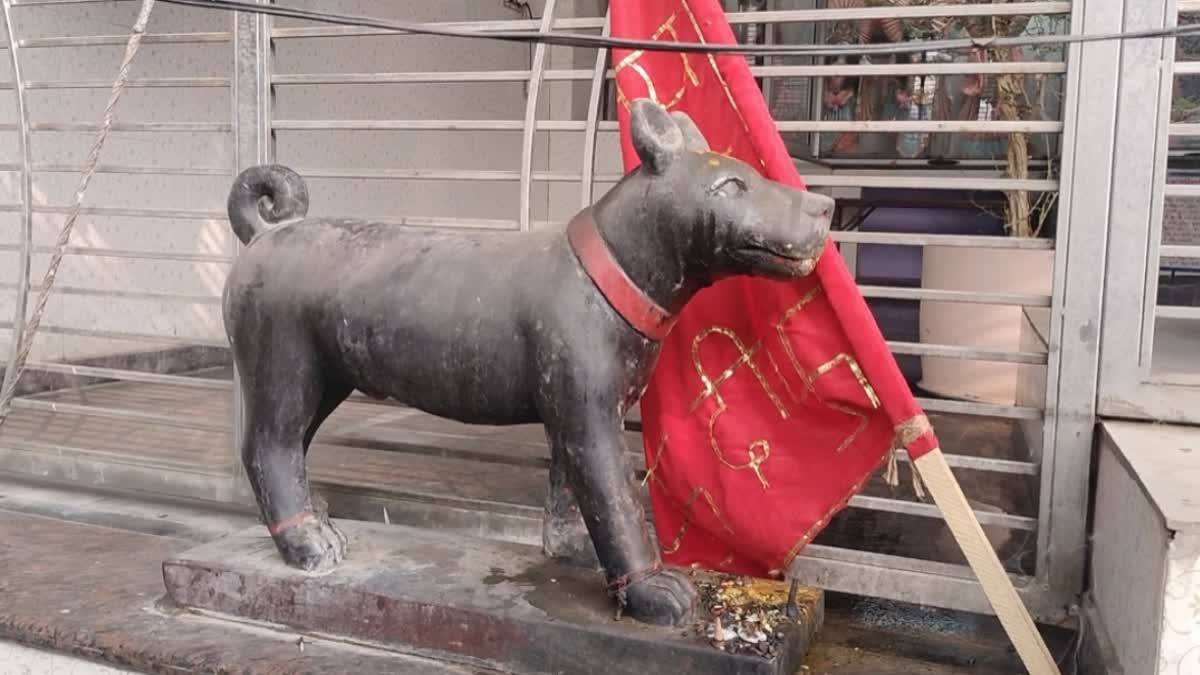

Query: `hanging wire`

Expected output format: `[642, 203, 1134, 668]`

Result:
[160, 0, 1200, 58]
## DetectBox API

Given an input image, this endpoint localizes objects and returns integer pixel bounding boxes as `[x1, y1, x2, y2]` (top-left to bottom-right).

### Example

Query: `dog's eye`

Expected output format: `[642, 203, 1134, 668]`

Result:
[710, 176, 747, 197]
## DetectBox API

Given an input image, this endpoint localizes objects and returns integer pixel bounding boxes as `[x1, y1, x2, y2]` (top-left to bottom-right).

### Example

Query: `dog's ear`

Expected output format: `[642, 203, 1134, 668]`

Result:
[630, 98, 683, 174]
[670, 110, 710, 153]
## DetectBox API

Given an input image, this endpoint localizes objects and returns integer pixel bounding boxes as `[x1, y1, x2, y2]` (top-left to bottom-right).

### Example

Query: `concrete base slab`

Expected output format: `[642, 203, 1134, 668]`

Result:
[162, 520, 823, 675]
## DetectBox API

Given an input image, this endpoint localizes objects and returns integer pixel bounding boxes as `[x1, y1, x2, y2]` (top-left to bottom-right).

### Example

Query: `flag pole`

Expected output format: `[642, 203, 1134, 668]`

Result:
[912, 448, 1061, 675]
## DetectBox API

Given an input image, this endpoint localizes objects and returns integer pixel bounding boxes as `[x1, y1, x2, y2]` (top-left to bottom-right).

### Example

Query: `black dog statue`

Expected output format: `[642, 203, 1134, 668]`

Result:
[222, 99, 834, 627]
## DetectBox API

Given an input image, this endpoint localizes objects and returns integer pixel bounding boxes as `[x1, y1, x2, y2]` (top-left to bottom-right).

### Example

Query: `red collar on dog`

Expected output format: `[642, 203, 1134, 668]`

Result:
[567, 211, 677, 341]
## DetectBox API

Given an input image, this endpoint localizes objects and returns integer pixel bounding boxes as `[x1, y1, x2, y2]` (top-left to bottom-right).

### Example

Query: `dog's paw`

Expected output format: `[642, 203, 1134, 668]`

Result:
[620, 567, 698, 627]
[275, 517, 347, 574]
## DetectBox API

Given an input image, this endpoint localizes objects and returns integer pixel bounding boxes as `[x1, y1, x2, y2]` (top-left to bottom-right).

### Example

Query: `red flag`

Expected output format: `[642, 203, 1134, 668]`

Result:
[611, 0, 941, 578]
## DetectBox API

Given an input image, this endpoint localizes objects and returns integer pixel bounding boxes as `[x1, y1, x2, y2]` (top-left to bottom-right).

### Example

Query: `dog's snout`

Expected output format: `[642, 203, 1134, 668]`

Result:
[800, 191, 836, 221]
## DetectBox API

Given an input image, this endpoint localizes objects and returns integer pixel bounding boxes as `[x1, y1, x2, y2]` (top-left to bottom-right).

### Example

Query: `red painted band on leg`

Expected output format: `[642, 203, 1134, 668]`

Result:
[267, 511, 315, 536]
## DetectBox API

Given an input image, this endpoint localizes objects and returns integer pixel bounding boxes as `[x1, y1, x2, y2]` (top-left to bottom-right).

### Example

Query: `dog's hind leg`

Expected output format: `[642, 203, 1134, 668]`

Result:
[302, 379, 353, 455]
[238, 340, 348, 573]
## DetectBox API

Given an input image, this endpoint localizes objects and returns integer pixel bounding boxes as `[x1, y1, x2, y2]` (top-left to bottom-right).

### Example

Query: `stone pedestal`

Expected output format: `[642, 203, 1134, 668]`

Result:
[162, 520, 823, 675]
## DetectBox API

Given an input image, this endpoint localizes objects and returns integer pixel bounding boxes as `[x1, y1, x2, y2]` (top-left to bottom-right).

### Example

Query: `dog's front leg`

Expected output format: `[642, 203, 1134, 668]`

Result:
[544, 413, 698, 627]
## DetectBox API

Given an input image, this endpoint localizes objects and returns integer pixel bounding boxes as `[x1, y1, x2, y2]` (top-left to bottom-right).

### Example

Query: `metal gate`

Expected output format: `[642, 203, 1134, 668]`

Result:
[0, 0, 1107, 623]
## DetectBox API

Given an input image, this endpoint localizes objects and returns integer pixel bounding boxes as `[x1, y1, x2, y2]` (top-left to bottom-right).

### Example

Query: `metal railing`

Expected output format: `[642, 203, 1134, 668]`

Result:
[0, 0, 1104, 622]
[1096, 0, 1200, 416]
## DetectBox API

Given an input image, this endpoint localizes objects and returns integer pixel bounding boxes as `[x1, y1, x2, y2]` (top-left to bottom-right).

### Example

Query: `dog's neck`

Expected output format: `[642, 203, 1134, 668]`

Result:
[567, 194, 713, 340]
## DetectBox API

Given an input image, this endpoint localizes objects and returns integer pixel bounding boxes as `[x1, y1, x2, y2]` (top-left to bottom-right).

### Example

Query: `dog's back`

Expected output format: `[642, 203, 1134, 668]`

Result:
[222, 170, 582, 425]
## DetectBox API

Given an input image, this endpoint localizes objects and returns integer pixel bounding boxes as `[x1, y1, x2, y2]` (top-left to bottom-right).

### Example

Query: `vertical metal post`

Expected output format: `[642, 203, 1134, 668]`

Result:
[1035, 0, 1124, 610]
[1, 0, 34, 401]
[580, 12, 611, 209]
[230, 0, 272, 503]
[518, 0, 559, 230]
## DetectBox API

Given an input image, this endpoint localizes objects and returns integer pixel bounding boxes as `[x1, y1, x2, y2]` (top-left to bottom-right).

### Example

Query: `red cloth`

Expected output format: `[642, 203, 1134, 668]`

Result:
[611, 0, 941, 577]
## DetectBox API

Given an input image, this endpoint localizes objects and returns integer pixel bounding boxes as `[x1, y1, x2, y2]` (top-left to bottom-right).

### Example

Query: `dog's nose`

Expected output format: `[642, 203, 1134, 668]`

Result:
[799, 191, 835, 221]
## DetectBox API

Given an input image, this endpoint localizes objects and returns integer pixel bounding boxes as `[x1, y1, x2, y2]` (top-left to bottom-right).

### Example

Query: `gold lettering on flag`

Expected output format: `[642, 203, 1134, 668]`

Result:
[641, 433, 670, 490]
[614, 13, 700, 110]
[661, 483, 735, 555]
[689, 326, 787, 490]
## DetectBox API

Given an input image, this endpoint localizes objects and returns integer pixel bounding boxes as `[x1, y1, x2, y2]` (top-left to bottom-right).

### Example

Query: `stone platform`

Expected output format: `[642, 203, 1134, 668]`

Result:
[161, 519, 823, 675]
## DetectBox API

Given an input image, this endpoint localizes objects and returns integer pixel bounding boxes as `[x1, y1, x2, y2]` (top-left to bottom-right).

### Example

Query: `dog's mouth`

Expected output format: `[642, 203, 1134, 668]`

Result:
[732, 243, 823, 277]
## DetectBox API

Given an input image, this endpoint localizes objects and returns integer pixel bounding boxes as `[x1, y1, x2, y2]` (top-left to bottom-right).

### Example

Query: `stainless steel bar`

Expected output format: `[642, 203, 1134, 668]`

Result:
[800, 543, 978, 580]
[228, 0, 275, 505]
[1155, 305, 1200, 320]
[518, 0, 557, 231]
[588, 173, 1058, 192]
[805, 175, 1058, 191]
[886, 341, 1047, 365]
[272, 17, 603, 38]
[1170, 60, 1200, 74]
[0, 279, 220, 303]
[1161, 244, 1200, 257]
[22, 76, 229, 89]
[273, 70, 532, 84]
[0, 0, 32, 406]
[272, 70, 600, 84]
[12, 0, 138, 4]
[750, 62, 1067, 77]
[27, 121, 232, 132]
[788, 548, 1065, 620]
[0, 282, 221, 304]
[824, 157, 1050, 169]
[0, 322, 226, 347]
[776, 120, 1063, 133]
[291, 168, 581, 181]
[1039, 0, 1137, 601]
[894, 450, 1039, 476]
[32, 162, 229, 176]
[272, 119, 591, 131]
[272, 62, 1065, 86]
[1163, 183, 1200, 197]
[847, 494, 1038, 531]
[348, 215, 524, 231]
[269, 3, 1071, 39]
[0, 244, 233, 263]
[833, 231, 1056, 249]
[857, 285, 1053, 307]
[0, 440, 241, 496]
[18, 32, 231, 47]
[1169, 122, 1200, 136]
[916, 397, 1043, 421]
[724, 3, 1071, 24]
[0, 205, 225, 219]
[9, 398, 229, 433]
[0, 242, 232, 261]
[580, 13, 610, 209]
[20, 361, 232, 390]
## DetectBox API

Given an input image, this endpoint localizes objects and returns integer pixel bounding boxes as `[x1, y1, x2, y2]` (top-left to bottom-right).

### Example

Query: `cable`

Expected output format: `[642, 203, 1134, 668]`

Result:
[160, 0, 1200, 59]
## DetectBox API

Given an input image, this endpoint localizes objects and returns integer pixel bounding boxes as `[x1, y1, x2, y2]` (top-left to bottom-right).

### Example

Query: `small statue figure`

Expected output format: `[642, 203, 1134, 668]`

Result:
[221, 99, 833, 627]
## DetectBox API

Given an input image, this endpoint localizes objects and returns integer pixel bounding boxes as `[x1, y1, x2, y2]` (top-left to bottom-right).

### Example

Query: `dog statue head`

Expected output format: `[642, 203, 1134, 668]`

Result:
[616, 98, 833, 282]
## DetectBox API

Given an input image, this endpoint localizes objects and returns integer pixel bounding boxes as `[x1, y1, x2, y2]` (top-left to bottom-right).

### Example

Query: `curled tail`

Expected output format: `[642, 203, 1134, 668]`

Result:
[227, 164, 310, 245]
